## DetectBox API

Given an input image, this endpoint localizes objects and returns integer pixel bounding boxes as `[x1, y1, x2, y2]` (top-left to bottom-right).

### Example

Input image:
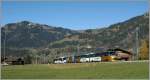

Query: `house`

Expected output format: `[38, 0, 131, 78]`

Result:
[101, 48, 132, 61]
[2, 57, 25, 65]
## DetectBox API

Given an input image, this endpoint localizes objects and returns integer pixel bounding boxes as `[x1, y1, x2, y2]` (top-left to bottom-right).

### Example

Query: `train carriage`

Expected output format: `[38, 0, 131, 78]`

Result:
[80, 54, 90, 63]
[89, 53, 102, 62]
[54, 57, 67, 64]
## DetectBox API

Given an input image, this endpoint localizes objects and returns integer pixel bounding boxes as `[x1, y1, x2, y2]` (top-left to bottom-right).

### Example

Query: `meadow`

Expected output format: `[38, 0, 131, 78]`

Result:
[1, 61, 149, 79]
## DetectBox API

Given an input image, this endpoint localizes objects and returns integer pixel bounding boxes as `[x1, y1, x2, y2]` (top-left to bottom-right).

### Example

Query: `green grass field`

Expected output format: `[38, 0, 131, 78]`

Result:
[1, 61, 149, 79]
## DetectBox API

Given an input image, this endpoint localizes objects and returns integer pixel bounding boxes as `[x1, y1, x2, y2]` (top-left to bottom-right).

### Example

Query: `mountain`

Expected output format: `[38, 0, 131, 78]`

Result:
[1, 21, 78, 48]
[1, 12, 149, 58]
[49, 12, 149, 51]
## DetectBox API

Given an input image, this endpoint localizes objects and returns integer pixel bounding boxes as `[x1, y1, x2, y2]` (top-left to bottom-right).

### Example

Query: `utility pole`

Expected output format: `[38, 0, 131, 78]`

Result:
[77, 44, 80, 56]
[4, 28, 6, 63]
[117, 25, 119, 31]
[135, 27, 139, 60]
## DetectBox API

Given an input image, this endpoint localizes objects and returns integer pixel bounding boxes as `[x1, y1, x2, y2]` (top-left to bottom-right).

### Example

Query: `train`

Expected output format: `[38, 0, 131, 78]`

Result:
[53, 48, 132, 64]
[53, 52, 109, 64]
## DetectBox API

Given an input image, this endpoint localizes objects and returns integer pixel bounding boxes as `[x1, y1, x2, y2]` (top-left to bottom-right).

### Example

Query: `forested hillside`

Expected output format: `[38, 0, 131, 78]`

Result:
[1, 12, 149, 63]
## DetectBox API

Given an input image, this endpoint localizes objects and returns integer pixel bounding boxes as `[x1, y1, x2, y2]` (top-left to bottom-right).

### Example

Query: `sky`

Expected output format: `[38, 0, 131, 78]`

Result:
[2, 1, 149, 30]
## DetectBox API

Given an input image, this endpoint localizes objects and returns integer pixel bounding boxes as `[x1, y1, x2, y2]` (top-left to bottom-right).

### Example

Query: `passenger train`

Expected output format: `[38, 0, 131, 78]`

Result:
[54, 51, 115, 64]
[53, 49, 132, 64]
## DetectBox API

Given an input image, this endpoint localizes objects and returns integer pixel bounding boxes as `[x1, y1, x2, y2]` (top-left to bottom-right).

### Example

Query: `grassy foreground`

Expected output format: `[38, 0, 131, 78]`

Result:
[1, 61, 149, 79]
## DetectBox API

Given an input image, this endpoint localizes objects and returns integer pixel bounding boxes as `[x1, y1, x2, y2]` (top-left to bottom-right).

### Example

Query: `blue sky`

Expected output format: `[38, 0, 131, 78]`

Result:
[2, 1, 149, 30]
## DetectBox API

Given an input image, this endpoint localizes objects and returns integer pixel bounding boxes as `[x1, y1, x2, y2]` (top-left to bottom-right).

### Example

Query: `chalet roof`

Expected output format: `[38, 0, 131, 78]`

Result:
[3, 57, 24, 62]
[107, 48, 132, 55]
